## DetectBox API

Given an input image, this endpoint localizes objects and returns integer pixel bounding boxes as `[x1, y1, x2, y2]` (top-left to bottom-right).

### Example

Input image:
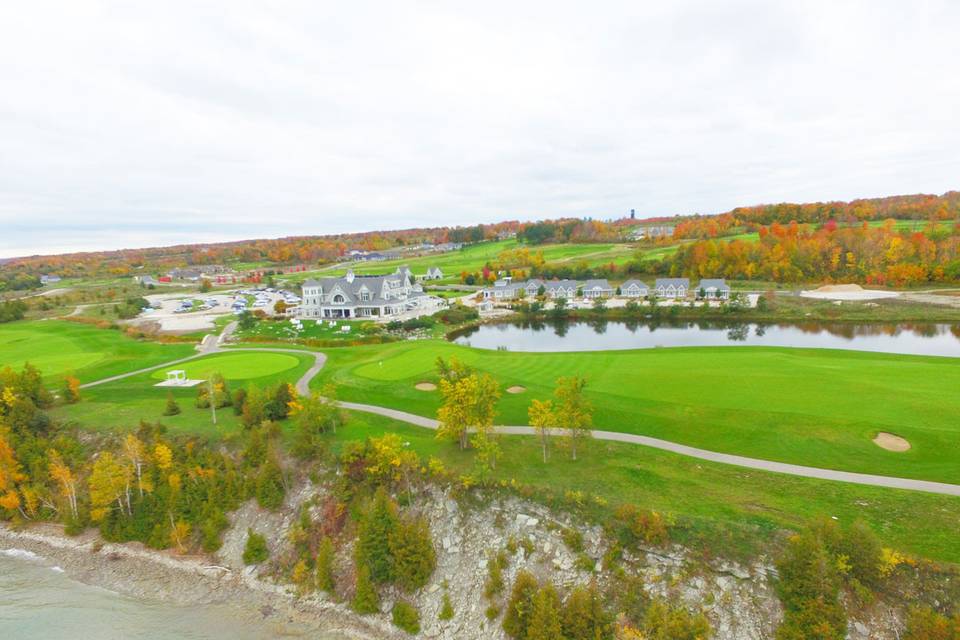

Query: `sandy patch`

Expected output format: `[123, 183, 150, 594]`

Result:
[800, 283, 900, 301]
[873, 432, 911, 452]
[506, 385, 527, 394]
[415, 382, 437, 391]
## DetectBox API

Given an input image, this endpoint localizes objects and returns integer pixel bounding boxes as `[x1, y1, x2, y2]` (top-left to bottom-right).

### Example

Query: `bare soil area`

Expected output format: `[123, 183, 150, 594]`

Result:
[873, 432, 911, 452]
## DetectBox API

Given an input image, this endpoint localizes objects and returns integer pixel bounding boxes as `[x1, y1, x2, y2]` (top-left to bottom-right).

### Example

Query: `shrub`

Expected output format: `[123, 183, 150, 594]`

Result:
[903, 607, 960, 640]
[641, 599, 712, 640]
[439, 593, 454, 620]
[392, 601, 421, 634]
[561, 583, 613, 640]
[242, 529, 269, 565]
[163, 393, 181, 416]
[562, 528, 584, 553]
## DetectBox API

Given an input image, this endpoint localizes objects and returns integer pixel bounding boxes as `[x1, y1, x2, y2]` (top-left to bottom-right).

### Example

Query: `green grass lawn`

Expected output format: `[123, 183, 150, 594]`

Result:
[294, 239, 641, 282]
[333, 411, 960, 562]
[52, 350, 316, 437]
[235, 318, 376, 342]
[0, 320, 196, 384]
[312, 340, 960, 485]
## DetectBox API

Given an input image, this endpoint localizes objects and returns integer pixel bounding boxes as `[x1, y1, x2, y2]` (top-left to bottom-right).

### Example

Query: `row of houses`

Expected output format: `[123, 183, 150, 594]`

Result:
[482, 277, 731, 301]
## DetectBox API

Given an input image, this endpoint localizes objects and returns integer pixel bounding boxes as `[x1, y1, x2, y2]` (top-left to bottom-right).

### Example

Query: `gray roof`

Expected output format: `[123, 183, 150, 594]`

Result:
[583, 279, 613, 291]
[544, 279, 578, 290]
[302, 273, 408, 305]
[621, 279, 648, 290]
[697, 278, 730, 291]
[655, 278, 690, 288]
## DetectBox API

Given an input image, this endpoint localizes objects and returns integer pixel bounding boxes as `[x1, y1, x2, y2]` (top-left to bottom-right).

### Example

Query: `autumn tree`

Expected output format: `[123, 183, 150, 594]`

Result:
[528, 398, 556, 463]
[62, 376, 81, 404]
[436, 357, 500, 453]
[289, 386, 345, 458]
[561, 582, 613, 640]
[0, 432, 26, 516]
[47, 449, 79, 520]
[88, 451, 133, 521]
[554, 376, 593, 461]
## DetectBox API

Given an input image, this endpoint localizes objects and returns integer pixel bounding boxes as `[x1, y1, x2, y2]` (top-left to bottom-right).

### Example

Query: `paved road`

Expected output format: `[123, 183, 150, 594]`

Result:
[80, 339, 960, 497]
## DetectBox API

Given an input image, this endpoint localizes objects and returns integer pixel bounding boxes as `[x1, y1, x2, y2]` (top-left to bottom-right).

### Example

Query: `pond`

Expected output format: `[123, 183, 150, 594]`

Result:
[450, 319, 960, 357]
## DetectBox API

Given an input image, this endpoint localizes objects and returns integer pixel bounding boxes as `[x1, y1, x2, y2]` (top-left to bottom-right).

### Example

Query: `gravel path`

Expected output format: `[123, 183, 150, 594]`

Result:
[80, 337, 960, 497]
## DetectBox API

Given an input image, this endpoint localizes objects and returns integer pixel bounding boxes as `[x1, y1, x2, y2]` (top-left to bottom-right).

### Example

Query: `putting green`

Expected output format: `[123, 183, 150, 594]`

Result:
[0, 327, 106, 375]
[150, 352, 300, 382]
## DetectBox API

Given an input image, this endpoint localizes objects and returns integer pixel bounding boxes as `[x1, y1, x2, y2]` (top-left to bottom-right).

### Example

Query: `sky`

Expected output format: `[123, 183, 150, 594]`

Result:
[1, 1, 959, 258]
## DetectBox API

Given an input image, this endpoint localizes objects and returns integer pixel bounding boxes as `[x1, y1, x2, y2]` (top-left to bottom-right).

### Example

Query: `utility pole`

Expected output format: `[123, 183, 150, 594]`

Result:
[209, 377, 217, 425]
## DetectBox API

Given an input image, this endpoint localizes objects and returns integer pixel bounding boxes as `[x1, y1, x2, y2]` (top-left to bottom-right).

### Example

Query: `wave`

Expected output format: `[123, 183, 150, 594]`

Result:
[0, 548, 43, 562]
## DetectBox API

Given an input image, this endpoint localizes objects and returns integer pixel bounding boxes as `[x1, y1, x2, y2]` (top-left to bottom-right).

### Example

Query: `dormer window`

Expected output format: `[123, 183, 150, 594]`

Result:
[333, 294, 345, 304]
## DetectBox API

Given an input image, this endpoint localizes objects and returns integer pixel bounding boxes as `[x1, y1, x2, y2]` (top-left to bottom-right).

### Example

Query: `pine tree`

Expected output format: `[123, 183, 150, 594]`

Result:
[352, 565, 380, 614]
[316, 536, 336, 592]
[389, 515, 436, 591]
[255, 456, 285, 510]
[526, 584, 563, 640]
[503, 570, 539, 638]
[355, 488, 399, 583]
[242, 529, 269, 564]
[561, 583, 613, 640]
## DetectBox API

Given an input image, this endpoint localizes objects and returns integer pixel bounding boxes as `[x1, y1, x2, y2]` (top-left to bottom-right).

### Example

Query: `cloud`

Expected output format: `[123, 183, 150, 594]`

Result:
[0, 0, 958, 257]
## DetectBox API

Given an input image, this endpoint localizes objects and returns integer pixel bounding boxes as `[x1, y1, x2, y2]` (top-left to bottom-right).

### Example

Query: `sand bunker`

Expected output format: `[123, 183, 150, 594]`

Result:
[800, 283, 900, 301]
[873, 432, 911, 452]
[415, 382, 437, 391]
[814, 284, 864, 293]
[506, 386, 527, 394]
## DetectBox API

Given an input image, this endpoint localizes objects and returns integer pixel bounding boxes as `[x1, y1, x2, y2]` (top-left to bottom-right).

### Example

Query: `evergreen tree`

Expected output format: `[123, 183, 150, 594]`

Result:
[392, 600, 421, 634]
[439, 593, 454, 621]
[355, 488, 399, 583]
[562, 583, 613, 640]
[503, 570, 539, 639]
[352, 565, 380, 614]
[316, 536, 336, 592]
[389, 515, 436, 591]
[527, 584, 563, 640]
[255, 456, 285, 510]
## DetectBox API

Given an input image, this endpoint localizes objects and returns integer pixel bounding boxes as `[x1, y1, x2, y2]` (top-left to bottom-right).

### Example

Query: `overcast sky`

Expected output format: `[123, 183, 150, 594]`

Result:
[1, 1, 958, 258]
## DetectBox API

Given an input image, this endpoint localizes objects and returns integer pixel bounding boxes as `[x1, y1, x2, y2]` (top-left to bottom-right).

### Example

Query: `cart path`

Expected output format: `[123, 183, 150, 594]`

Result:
[80, 345, 960, 497]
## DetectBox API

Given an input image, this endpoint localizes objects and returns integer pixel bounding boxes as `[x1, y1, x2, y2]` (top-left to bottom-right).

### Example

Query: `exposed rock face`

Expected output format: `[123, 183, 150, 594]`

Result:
[2, 480, 910, 640]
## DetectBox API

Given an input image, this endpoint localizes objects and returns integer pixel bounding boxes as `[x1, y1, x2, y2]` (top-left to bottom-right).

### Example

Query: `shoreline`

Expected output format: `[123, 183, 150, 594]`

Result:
[0, 523, 400, 640]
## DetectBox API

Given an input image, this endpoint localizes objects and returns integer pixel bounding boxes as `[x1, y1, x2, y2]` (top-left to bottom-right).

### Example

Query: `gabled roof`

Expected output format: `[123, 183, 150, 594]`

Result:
[543, 279, 578, 290]
[621, 279, 648, 290]
[583, 279, 613, 290]
[655, 278, 690, 288]
[697, 278, 730, 290]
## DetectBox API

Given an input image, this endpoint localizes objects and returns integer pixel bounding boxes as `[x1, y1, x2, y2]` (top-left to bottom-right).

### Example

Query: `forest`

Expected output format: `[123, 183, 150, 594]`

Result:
[662, 219, 960, 285]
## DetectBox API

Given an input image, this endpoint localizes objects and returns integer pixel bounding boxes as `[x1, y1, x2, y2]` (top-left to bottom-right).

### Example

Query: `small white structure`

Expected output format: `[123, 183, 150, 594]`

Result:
[154, 369, 204, 388]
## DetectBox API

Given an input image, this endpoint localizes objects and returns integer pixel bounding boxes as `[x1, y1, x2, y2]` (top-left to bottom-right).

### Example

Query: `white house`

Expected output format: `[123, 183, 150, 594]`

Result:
[424, 266, 443, 280]
[654, 278, 690, 299]
[543, 280, 578, 299]
[582, 279, 614, 299]
[620, 279, 649, 298]
[697, 279, 731, 299]
[298, 269, 415, 318]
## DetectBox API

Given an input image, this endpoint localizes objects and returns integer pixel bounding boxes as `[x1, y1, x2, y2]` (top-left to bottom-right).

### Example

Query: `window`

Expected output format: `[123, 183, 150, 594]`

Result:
[333, 294, 345, 304]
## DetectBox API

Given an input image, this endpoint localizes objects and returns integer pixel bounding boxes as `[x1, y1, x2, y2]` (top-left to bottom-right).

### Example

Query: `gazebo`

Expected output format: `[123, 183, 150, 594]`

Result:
[165, 370, 187, 385]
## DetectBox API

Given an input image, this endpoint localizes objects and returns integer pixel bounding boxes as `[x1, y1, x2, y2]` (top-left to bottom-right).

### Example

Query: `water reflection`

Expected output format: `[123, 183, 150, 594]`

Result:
[450, 320, 960, 357]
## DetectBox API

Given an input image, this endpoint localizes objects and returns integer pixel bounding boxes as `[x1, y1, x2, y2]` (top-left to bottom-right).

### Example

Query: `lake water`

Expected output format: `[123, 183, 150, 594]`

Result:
[451, 319, 960, 357]
[0, 550, 340, 640]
